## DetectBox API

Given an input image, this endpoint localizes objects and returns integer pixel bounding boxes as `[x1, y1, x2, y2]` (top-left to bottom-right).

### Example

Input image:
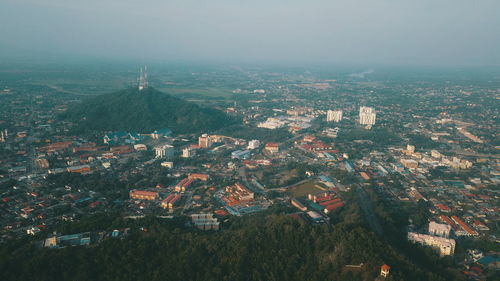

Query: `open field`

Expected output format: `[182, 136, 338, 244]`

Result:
[289, 180, 324, 198]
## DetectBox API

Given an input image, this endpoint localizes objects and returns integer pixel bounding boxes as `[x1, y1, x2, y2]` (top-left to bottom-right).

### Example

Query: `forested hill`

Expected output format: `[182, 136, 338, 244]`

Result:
[60, 87, 234, 133]
[0, 203, 461, 281]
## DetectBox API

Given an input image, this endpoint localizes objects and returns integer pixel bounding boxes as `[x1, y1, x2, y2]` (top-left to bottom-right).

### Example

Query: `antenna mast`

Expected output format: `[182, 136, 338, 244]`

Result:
[138, 66, 148, 91]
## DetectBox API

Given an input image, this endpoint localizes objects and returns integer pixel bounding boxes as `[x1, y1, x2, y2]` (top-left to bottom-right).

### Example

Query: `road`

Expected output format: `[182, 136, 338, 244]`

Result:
[453, 149, 500, 159]
[26, 96, 36, 176]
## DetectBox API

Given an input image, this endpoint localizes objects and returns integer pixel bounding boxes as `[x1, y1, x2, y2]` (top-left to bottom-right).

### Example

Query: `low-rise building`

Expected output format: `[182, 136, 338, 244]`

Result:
[231, 150, 251, 159]
[188, 173, 209, 181]
[264, 142, 280, 153]
[400, 159, 418, 169]
[155, 144, 174, 159]
[408, 232, 456, 256]
[429, 221, 451, 238]
[247, 140, 260, 150]
[161, 193, 182, 209]
[198, 134, 213, 148]
[129, 190, 159, 201]
[191, 213, 220, 230]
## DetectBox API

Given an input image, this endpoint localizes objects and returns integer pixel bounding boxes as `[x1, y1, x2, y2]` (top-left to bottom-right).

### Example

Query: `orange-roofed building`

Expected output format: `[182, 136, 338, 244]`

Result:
[188, 173, 210, 181]
[380, 264, 390, 277]
[303, 135, 316, 142]
[436, 203, 451, 212]
[451, 215, 478, 236]
[67, 165, 91, 174]
[359, 172, 370, 180]
[214, 209, 229, 216]
[129, 190, 159, 201]
[264, 142, 280, 153]
[42, 141, 72, 152]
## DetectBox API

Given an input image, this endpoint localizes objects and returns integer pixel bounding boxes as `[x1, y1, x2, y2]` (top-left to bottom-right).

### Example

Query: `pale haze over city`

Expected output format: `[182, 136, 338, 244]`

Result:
[1, 0, 500, 65]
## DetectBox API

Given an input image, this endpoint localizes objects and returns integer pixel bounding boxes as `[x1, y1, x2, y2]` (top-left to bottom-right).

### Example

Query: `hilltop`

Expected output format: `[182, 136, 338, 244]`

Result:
[61, 87, 233, 133]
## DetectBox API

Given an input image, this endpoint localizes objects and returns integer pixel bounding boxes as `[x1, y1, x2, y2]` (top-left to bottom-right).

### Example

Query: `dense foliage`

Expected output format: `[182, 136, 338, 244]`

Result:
[0, 201, 457, 281]
[60, 87, 234, 133]
[217, 125, 292, 142]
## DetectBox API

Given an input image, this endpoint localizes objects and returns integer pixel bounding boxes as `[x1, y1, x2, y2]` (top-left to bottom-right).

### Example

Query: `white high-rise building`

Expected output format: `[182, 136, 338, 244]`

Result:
[359, 106, 376, 125]
[155, 144, 174, 159]
[326, 110, 343, 122]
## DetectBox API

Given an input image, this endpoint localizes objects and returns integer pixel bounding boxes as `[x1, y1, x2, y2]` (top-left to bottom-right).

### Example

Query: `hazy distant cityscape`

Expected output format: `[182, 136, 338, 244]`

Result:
[1, 1, 499, 281]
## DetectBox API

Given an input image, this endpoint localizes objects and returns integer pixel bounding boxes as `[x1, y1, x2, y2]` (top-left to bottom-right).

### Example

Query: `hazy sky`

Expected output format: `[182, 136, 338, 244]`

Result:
[1, 0, 499, 65]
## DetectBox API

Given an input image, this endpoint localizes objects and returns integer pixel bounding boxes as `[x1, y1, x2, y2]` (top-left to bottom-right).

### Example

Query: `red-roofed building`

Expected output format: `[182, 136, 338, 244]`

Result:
[438, 215, 461, 232]
[40, 141, 72, 152]
[380, 264, 390, 277]
[264, 142, 280, 153]
[436, 203, 451, 212]
[303, 135, 316, 142]
[472, 220, 490, 231]
[175, 177, 195, 192]
[451, 215, 478, 236]
[188, 173, 210, 181]
[214, 209, 229, 216]
[67, 165, 91, 174]
[323, 202, 344, 213]
[319, 198, 342, 206]
[129, 190, 159, 201]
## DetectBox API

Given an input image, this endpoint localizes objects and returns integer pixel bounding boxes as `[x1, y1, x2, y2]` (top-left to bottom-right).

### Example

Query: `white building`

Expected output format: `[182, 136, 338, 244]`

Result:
[247, 140, 261, 150]
[429, 221, 451, 238]
[161, 161, 174, 168]
[431, 150, 442, 159]
[182, 147, 196, 158]
[408, 232, 456, 256]
[155, 144, 174, 159]
[406, 144, 415, 154]
[257, 117, 286, 129]
[198, 134, 213, 148]
[326, 110, 343, 122]
[359, 106, 376, 125]
[134, 144, 147, 151]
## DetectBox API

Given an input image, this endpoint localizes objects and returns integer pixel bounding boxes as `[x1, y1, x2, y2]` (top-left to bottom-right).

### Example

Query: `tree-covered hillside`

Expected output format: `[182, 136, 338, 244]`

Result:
[0, 201, 460, 281]
[61, 87, 234, 133]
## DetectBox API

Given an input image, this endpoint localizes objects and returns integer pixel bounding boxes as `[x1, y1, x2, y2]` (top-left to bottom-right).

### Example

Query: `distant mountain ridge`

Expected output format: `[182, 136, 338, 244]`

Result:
[61, 87, 233, 133]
